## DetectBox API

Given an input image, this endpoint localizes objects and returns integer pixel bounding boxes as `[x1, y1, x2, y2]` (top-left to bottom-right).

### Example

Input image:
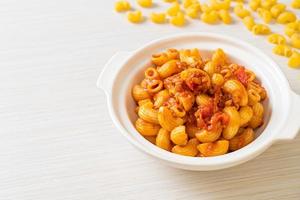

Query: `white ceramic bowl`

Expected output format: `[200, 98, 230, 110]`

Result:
[97, 33, 300, 171]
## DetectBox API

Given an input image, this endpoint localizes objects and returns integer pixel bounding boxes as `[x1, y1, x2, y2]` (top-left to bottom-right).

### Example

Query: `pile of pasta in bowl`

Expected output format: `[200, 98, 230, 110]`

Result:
[132, 48, 267, 157]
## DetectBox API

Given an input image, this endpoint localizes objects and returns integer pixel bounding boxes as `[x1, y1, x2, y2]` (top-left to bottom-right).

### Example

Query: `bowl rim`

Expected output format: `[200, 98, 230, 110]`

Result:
[106, 32, 292, 169]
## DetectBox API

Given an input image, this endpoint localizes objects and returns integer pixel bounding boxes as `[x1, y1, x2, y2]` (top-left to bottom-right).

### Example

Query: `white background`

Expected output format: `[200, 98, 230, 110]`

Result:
[0, 0, 299, 199]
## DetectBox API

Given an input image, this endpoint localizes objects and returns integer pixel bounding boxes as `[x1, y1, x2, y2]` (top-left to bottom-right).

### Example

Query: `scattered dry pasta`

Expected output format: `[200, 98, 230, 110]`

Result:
[132, 48, 267, 157]
[114, 0, 300, 70]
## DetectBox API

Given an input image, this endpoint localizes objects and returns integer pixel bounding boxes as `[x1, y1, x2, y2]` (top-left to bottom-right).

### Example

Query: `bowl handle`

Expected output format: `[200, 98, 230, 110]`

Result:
[97, 51, 131, 93]
[275, 91, 300, 141]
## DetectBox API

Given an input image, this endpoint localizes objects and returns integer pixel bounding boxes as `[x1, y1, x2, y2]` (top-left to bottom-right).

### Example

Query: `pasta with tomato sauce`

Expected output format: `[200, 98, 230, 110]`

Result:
[132, 48, 267, 157]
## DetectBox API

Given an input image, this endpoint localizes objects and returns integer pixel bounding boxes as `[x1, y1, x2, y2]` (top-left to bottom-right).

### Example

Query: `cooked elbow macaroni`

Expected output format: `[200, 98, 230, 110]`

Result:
[132, 48, 267, 157]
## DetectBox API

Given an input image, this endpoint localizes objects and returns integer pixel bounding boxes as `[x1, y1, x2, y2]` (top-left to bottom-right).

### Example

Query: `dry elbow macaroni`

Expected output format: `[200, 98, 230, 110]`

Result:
[114, 0, 300, 68]
[132, 48, 267, 157]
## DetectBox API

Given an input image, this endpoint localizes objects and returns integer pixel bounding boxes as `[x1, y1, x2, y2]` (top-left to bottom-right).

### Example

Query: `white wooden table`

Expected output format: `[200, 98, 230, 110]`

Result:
[0, 1, 299, 199]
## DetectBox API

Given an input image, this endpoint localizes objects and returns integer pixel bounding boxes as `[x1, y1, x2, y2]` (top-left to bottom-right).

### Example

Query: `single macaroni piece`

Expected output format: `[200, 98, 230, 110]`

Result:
[186, 3, 201, 12]
[291, 33, 300, 49]
[115, 0, 131, 12]
[170, 12, 186, 27]
[261, 0, 277, 9]
[180, 48, 203, 66]
[270, 3, 286, 18]
[135, 118, 161, 136]
[204, 61, 217, 76]
[154, 90, 170, 108]
[197, 140, 229, 157]
[249, 0, 261, 11]
[146, 79, 163, 93]
[150, 12, 167, 24]
[183, 0, 199, 9]
[132, 85, 150, 101]
[195, 126, 222, 142]
[201, 10, 219, 24]
[172, 138, 199, 157]
[243, 16, 255, 31]
[152, 53, 169, 66]
[223, 79, 248, 106]
[288, 51, 300, 68]
[277, 11, 296, 24]
[229, 128, 254, 151]
[171, 104, 186, 117]
[157, 60, 180, 78]
[247, 81, 267, 100]
[186, 8, 198, 19]
[156, 128, 171, 151]
[284, 22, 300, 37]
[212, 48, 228, 66]
[158, 106, 184, 131]
[218, 9, 232, 24]
[291, 0, 300, 9]
[127, 10, 143, 23]
[164, 0, 177, 2]
[245, 69, 256, 82]
[247, 88, 261, 105]
[170, 125, 188, 145]
[132, 48, 267, 157]
[223, 106, 240, 140]
[234, 4, 251, 19]
[201, 3, 213, 13]
[210, 0, 231, 10]
[166, 49, 179, 60]
[272, 44, 292, 57]
[249, 102, 264, 129]
[177, 91, 195, 111]
[267, 33, 286, 45]
[212, 73, 225, 86]
[239, 106, 254, 127]
[186, 5, 200, 19]
[144, 67, 160, 80]
[137, 0, 152, 8]
[196, 94, 211, 106]
[138, 101, 159, 124]
[167, 2, 181, 16]
[252, 24, 270, 35]
[257, 8, 272, 23]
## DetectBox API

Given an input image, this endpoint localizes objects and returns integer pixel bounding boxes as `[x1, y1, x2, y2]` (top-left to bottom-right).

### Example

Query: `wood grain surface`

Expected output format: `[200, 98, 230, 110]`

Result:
[0, 0, 299, 199]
